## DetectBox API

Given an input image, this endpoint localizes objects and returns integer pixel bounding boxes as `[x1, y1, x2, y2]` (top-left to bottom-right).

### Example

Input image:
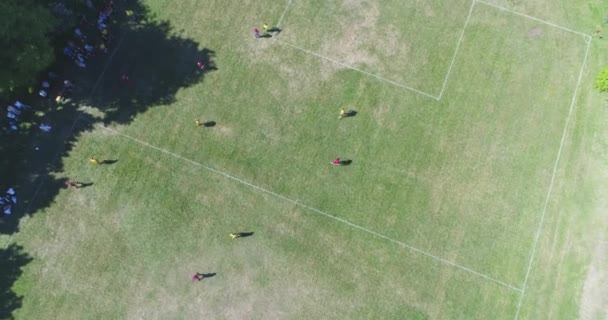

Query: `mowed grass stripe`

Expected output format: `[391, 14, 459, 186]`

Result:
[432, 3, 589, 284]
[276, 0, 473, 93]
[117, 1, 591, 285]
[91, 120, 522, 291]
[7, 0, 598, 318]
[13, 127, 521, 319]
[514, 36, 592, 320]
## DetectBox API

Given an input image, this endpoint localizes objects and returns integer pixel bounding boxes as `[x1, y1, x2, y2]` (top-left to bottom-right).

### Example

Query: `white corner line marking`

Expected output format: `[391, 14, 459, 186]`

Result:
[476, 0, 589, 38]
[513, 37, 591, 320]
[438, 0, 476, 99]
[92, 122, 521, 292]
[275, 39, 440, 100]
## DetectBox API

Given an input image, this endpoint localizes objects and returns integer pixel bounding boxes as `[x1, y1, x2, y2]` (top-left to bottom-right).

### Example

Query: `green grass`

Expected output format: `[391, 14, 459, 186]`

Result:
[5, 0, 608, 319]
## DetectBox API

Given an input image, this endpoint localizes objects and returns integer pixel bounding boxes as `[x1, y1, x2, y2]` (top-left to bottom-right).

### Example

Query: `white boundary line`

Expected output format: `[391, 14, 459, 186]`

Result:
[274, 0, 591, 101]
[276, 0, 293, 28]
[513, 37, 591, 320]
[476, 0, 589, 38]
[438, 0, 476, 99]
[2, 35, 127, 250]
[89, 121, 521, 292]
[275, 39, 440, 100]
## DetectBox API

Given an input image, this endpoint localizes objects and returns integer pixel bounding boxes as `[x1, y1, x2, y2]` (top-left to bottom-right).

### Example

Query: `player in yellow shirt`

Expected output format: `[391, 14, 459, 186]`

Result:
[339, 108, 346, 119]
[263, 23, 269, 33]
[89, 157, 99, 165]
[230, 232, 253, 239]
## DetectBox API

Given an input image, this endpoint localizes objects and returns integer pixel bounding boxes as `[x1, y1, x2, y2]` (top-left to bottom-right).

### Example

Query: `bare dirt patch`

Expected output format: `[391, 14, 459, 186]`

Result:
[322, 1, 379, 67]
[214, 124, 234, 137]
[319, 1, 413, 81]
[579, 229, 608, 320]
[371, 104, 397, 130]
[529, 28, 544, 37]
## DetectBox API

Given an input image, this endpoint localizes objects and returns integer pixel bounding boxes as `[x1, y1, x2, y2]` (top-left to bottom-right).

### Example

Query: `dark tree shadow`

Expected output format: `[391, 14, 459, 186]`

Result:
[1, 0, 215, 235]
[93, 22, 215, 126]
[0, 244, 32, 320]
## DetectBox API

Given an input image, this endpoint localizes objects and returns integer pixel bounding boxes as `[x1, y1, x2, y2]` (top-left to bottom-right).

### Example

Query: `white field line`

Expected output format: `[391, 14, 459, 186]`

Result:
[513, 37, 592, 320]
[91, 122, 521, 292]
[273, 0, 590, 102]
[276, 0, 293, 28]
[275, 39, 439, 100]
[3, 36, 127, 250]
[476, 0, 589, 38]
[438, 0, 476, 99]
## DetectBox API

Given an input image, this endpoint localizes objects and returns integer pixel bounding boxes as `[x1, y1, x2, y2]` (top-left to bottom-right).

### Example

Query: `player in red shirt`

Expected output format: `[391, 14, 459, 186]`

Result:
[192, 273, 204, 282]
[332, 158, 341, 166]
[65, 181, 82, 188]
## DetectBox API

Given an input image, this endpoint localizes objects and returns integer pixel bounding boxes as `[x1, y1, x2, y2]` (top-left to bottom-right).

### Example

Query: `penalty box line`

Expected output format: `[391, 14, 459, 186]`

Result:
[273, 0, 590, 101]
[275, 39, 440, 100]
[273, 0, 438, 100]
[89, 121, 522, 292]
[438, 0, 476, 99]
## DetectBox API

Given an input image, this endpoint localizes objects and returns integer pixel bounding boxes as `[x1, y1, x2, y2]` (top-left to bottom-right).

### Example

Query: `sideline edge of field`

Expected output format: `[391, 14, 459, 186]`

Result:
[513, 35, 592, 320]
[274, 0, 590, 101]
[2, 35, 127, 250]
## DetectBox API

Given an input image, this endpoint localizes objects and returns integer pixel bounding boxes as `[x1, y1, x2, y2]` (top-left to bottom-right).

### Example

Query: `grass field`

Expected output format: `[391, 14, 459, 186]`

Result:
[2, 0, 608, 319]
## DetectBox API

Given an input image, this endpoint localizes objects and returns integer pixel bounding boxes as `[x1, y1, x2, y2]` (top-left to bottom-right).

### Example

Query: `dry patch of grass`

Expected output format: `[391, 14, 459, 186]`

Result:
[579, 239, 608, 320]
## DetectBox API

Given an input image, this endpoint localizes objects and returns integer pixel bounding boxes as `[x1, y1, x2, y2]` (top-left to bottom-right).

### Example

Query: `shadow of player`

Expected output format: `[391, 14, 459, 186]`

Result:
[100, 159, 118, 165]
[339, 159, 352, 166]
[268, 27, 282, 34]
[343, 110, 357, 118]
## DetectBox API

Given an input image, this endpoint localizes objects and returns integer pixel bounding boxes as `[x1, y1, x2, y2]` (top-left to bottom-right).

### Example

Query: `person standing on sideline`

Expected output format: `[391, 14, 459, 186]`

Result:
[14, 101, 31, 110]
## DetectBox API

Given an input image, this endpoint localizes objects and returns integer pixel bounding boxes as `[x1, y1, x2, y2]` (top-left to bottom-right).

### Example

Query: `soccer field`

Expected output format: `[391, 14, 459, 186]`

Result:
[3, 0, 608, 319]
